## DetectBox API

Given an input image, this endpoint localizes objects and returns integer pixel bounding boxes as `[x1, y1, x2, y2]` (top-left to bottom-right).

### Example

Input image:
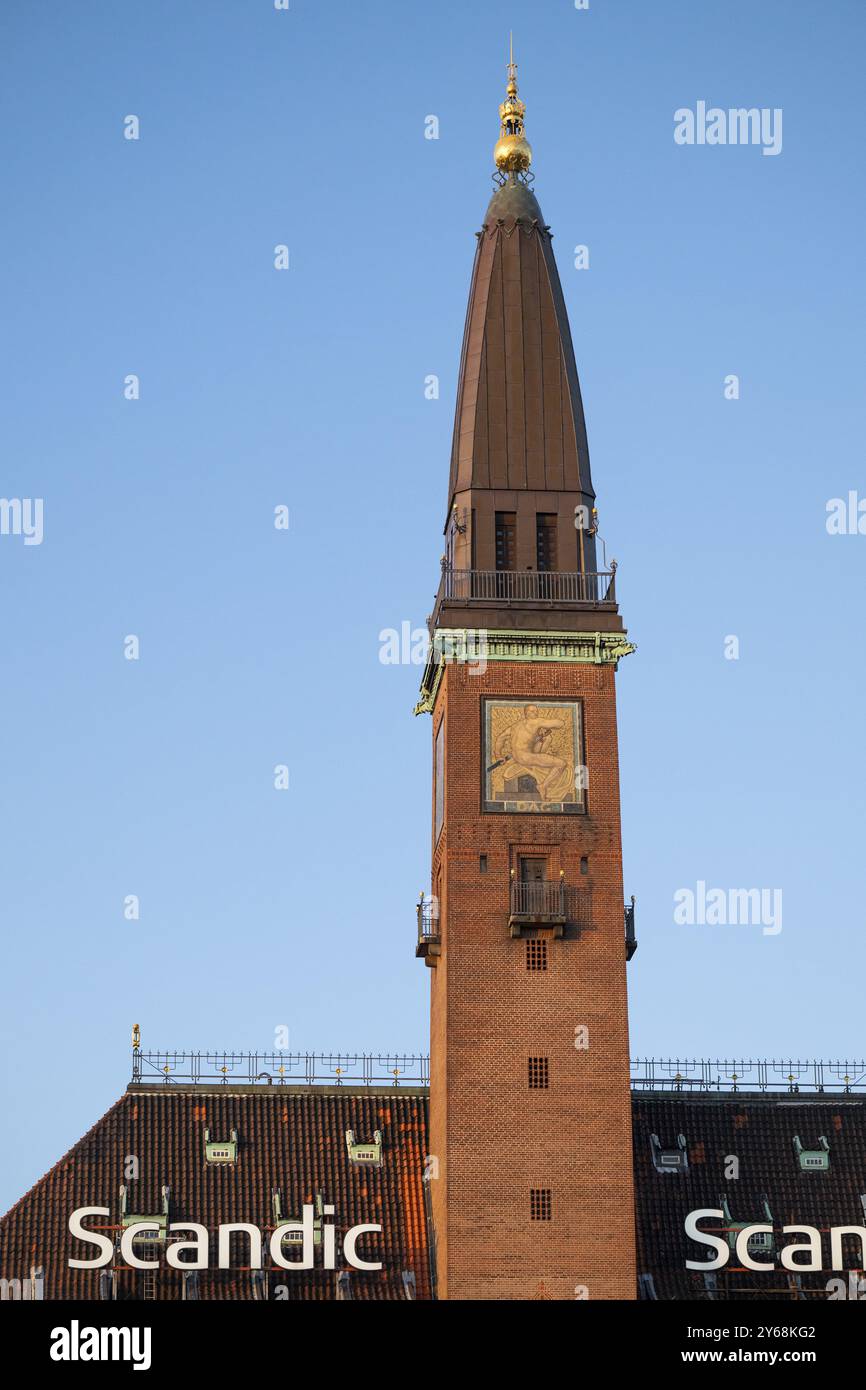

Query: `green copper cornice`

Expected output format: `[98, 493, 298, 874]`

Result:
[413, 629, 637, 715]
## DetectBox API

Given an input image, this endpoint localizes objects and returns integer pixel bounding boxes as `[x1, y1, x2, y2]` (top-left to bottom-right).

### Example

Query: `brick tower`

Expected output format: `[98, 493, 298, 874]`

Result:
[415, 53, 638, 1301]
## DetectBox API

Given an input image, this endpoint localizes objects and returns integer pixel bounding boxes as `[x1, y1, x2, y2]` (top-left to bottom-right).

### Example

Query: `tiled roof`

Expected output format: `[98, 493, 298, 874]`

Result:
[5, 1086, 865, 1300]
[0, 1087, 431, 1301]
[633, 1093, 866, 1300]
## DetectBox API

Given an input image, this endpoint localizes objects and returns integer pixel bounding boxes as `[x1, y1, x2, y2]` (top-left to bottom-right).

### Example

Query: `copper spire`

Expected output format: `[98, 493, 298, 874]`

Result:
[446, 50, 596, 528]
[493, 34, 532, 174]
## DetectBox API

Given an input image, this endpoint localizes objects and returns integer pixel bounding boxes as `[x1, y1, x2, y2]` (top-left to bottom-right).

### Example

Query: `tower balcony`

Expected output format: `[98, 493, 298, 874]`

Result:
[625, 895, 637, 960]
[429, 564, 621, 635]
[508, 879, 590, 938]
[415, 886, 636, 957]
[416, 896, 440, 964]
[443, 567, 616, 604]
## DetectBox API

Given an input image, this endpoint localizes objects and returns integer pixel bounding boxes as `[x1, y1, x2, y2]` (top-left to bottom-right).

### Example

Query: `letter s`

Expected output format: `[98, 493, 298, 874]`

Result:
[68, 1206, 113, 1268]
[684, 1208, 729, 1270]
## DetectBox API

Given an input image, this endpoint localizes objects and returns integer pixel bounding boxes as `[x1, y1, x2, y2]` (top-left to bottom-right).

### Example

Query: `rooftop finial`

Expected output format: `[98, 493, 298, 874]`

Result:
[494, 35, 532, 175]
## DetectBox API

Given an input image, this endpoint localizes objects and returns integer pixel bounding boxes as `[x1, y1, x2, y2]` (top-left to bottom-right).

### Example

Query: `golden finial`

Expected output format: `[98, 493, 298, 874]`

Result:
[132, 1023, 140, 1051]
[494, 34, 532, 174]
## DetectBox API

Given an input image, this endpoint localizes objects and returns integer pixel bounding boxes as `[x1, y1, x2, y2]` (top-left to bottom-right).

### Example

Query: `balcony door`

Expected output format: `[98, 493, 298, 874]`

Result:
[519, 856, 548, 915]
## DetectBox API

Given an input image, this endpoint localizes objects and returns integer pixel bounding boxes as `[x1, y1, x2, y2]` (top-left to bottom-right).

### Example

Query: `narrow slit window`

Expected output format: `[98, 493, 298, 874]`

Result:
[495, 512, 517, 571]
[536, 514, 558, 572]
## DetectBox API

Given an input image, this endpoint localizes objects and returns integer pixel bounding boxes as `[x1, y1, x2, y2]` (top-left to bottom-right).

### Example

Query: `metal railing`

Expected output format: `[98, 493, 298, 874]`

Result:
[417, 897, 440, 946]
[131, 1050, 430, 1088]
[630, 1059, 866, 1094]
[509, 880, 595, 929]
[510, 879, 567, 917]
[439, 566, 616, 605]
[625, 896, 637, 960]
[129, 1051, 866, 1094]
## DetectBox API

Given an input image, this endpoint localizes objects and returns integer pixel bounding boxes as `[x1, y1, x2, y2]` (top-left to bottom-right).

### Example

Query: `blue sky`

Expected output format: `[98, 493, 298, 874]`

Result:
[1, 0, 865, 1212]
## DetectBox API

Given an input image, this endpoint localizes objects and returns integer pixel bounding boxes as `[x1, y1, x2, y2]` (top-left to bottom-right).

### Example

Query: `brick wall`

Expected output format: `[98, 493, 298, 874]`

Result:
[428, 656, 637, 1300]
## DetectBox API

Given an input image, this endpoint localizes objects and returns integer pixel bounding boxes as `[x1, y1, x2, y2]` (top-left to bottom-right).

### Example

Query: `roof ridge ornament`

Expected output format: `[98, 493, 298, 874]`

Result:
[493, 34, 532, 177]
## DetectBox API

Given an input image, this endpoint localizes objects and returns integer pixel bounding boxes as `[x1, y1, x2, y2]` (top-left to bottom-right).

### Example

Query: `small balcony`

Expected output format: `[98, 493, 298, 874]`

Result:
[625, 895, 637, 960]
[509, 879, 591, 938]
[416, 886, 634, 956]
[416, 896, 441, 965]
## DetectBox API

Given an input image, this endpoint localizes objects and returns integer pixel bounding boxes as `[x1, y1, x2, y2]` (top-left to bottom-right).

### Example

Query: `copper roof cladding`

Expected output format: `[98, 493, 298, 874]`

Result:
[0, 1088, 430, 1301]
[446, 175, 595, 518]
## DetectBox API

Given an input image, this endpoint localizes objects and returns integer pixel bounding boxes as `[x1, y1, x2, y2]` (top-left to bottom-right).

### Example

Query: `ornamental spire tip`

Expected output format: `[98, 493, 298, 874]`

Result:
[494, 36, 532, 175]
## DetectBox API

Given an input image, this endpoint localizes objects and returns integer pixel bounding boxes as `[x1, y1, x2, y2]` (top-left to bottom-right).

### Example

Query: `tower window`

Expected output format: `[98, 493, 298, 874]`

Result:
[525, 939, 548, 972]
[580, 856, 589, 875]
[530, 1189, 552, 1221]
[495, 512, 517, 571]
[479, 854, 487, 873]
[528, 1057, 549, 1089]
[536, 514, 558, 572]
